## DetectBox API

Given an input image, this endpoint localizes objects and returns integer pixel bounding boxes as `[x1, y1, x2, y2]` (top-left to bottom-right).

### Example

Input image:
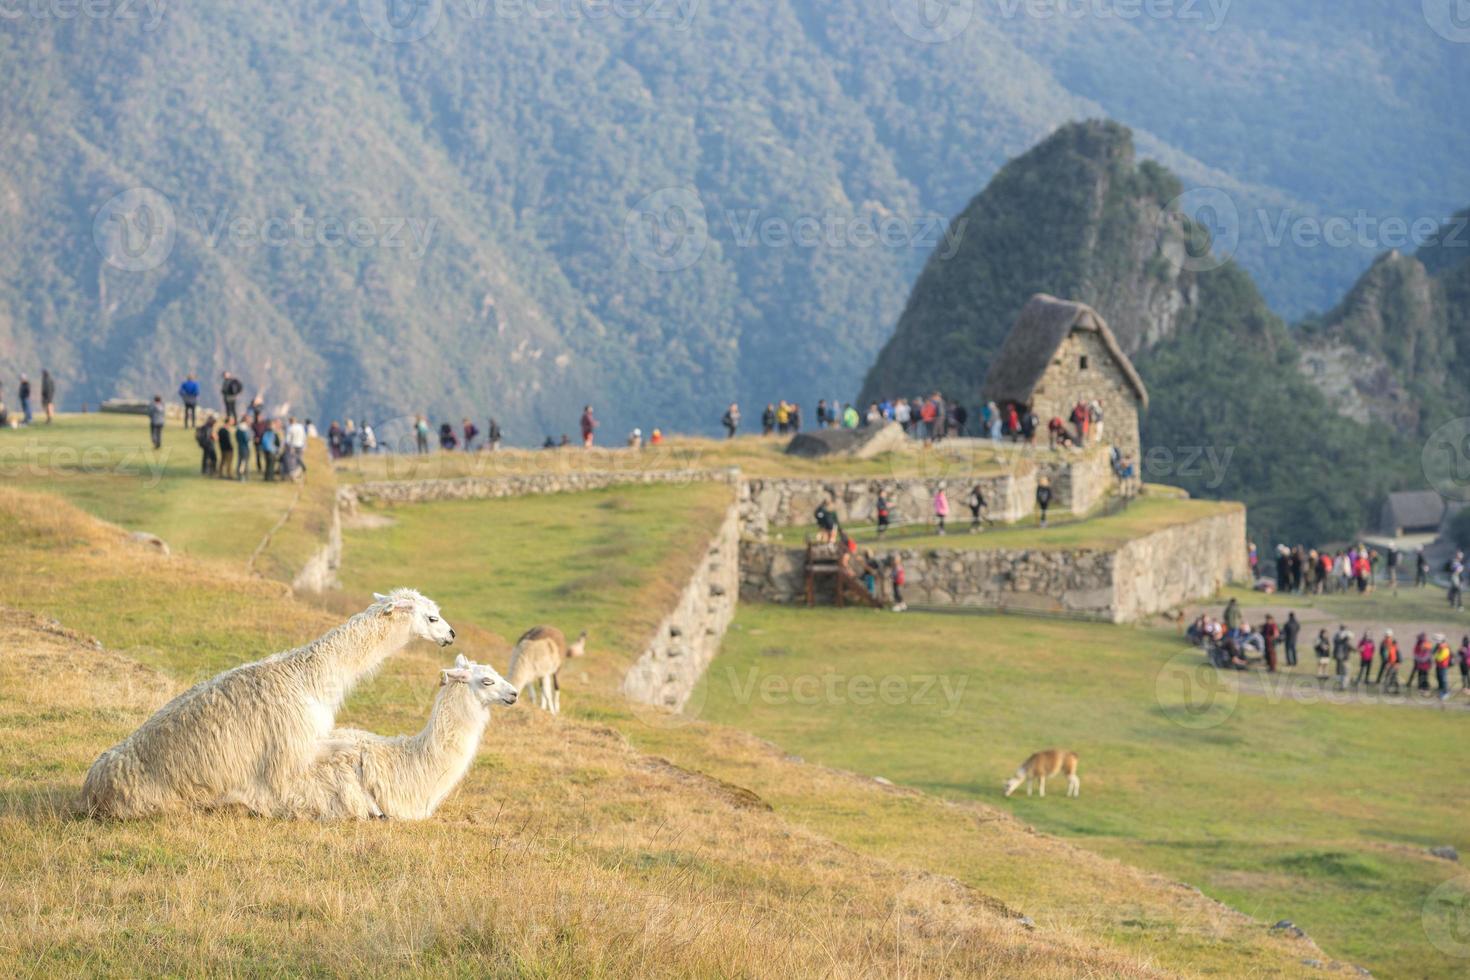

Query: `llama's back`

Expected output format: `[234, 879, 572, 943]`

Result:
[508, 625, 566, 688]
[77, 657, 328, 818]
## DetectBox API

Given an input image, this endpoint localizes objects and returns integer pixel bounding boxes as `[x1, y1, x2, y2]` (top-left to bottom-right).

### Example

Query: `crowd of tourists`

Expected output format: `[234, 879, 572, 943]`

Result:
[0, 370, 58, 427]
[1247, 540, 1470, 610]
[160, 373, 311, 482]
[721, 393, 1117, 455]
[1190, 597, 1470, 700]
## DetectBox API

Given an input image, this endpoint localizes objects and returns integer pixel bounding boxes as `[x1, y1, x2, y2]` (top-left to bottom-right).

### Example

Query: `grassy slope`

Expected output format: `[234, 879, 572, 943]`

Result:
[0, 464, 1330, 975]
[0, 413, 333, 582]
[0, 486, 1182, 978]
[326, 491, 1338, 976]
[695, 605, 1469, 978]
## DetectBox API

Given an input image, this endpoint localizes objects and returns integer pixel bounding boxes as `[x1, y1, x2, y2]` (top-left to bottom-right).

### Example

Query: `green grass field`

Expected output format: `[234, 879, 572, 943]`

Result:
[0, 413, 332, 579]
[332, 432, 1061, 483]
[694, 604, 1469, 978]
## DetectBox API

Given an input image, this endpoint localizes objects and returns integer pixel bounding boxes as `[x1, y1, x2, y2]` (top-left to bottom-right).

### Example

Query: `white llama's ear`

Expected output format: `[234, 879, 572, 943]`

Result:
[442, 666, 471, 684]
[455, 653, 470, 668]
[373, 592, 389, 603]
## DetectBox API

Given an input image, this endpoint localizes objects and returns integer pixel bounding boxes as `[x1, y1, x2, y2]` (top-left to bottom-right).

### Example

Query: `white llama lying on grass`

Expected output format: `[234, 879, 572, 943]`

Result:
[77, 589, 455, 819]
[286, 654, 518, 820]
[506, 625, 586, 715]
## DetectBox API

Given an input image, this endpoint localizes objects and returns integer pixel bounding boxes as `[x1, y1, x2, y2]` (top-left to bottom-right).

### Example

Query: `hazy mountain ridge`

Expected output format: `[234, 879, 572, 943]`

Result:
[0, 1, 1464, 438]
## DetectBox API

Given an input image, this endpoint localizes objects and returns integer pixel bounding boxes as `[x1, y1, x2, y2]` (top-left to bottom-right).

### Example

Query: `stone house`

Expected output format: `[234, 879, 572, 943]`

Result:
[981, 294, 1148, 457]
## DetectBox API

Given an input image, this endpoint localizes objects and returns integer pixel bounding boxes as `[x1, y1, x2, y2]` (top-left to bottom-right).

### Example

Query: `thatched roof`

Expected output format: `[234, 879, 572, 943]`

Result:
[1378, 491, 1446, 535]
[981, 294, 1148, 409]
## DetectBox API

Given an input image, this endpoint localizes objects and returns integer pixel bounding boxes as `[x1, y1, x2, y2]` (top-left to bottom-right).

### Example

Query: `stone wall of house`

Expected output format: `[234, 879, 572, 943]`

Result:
[622, 501, 742, 712]
[739, 466, 1037, 539]
[1028, 329, 1141, 459]
[340, 468, 738, 511]
[740, 501, 1247, 623]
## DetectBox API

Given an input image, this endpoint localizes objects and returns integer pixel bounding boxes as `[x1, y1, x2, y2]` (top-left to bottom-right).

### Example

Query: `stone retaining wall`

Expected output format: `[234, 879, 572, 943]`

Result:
[740, 501, 1247, 623]
[1113, 505, 1248, 621]
[622, 502, 741, 711]
[1038, 448, 1113, 516]
[291, 502, 342, 593]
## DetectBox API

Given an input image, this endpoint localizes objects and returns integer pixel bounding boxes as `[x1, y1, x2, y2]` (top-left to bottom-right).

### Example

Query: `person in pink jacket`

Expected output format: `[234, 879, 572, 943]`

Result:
[933, 485, 950, 535]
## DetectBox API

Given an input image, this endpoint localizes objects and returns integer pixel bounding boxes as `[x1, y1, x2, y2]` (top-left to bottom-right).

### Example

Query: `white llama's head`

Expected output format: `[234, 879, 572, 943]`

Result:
[374, 589, 456, 646]
[442, 654, 518, 706]
[567, 630, 589, 659]
[1002, 773, 1024, 798]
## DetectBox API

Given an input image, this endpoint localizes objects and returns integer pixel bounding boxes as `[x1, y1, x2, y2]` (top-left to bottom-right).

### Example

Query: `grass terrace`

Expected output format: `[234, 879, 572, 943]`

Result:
[0, 412, 333, 580]
[777, 491, 1233, 552]
[331, 433, 1072, 483]
[695, 604, 1469, 979]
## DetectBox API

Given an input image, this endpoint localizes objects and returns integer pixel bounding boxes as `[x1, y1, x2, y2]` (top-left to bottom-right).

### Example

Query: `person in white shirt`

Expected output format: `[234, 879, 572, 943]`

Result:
[287, 418, 307, 450]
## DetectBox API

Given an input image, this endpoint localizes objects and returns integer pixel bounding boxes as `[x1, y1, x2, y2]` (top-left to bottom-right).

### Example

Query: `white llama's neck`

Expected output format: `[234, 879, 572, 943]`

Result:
[409, 684, 490, 791]
[297, 610, 413, 703]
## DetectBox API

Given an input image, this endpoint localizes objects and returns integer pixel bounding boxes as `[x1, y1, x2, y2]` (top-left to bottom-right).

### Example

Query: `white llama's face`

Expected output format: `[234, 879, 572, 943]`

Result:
[1003, 775, 1024, 797]
[443, 654, 518, 706]
[376, 590, 456, 646]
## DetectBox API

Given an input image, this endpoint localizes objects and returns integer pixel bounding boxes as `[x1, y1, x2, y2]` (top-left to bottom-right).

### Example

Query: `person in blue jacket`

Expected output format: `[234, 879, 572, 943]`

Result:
[178, 374, 200, 428]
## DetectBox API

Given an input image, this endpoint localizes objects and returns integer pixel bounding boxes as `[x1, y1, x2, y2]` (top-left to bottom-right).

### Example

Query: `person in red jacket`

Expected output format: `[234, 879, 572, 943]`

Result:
[1353, 631, 1376, 686]
[1261, 614, 1280, 672]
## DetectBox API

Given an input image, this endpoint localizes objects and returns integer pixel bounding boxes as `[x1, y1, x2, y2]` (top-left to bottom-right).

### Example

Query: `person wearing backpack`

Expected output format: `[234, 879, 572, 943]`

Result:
[1378, 630, 1401, 693]
[814, 499, 839, 544]
[1408, 633, 1432, 692]
[721, 403, 740, 439]
[220, 371, 243, 420]
[967, 484, 989, 533]
[875, 490, 891, 538]
[462, 418, 479, 451]
[1434, 637, 1454, 700]
[217, 416, 234, 479]
[1036, 477, 1053, 528]
[1331, 624, 1354, 690]
[260, 421, 281, 481]
[890, 555, 906, 612]
[196, 416, 218, 476]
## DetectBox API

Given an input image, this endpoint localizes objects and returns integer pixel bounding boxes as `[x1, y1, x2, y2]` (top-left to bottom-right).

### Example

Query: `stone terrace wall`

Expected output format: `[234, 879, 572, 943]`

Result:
[1038, 447, 1113, 516]
[741, 502, 1247, 623]
[741, 539, 1119, 619]
[740, 467, 1037, 539]
[340, 468, 738, 511]
[622, 502, 741, 711]
[1113, 504, 1247, 621]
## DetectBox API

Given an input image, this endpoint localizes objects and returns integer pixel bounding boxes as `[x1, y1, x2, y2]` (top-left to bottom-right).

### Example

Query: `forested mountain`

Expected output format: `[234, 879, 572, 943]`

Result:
[861, 121, 1412, 545]
[1297, 213, 1470, 435]
[1, 2, 1464, 439]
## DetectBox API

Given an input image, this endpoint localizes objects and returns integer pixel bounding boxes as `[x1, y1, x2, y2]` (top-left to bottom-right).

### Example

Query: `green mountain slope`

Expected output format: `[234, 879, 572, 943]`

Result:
[860, 121, 1409, 545]
[1297, 211, 1470, 434]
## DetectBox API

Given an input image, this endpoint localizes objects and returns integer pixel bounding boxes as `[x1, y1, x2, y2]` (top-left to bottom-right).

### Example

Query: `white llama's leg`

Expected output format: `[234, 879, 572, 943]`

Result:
[1026, 778, 1033, 796]
[1068, 774, 1080, 797]
[1039, 775, 1046, 797]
